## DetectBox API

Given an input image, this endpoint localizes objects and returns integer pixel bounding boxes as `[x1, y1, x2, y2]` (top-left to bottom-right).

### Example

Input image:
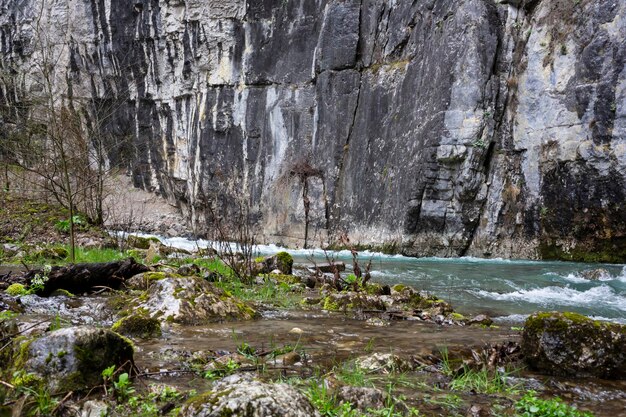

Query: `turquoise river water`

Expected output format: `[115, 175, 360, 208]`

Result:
[139, 234, 626, 325]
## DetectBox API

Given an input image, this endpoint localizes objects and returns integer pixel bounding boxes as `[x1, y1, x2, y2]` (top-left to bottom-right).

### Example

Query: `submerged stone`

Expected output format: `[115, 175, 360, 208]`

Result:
[522, 312, 626, 379]
[179, 374, 320, 417]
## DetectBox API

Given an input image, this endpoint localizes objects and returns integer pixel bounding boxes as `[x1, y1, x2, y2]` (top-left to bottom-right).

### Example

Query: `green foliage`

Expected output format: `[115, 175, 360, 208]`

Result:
[73, 247, 128, 263]
[215, 277, 300, 308]
[516, 392, 594, 417]
[114, 385, 183, 417]
[54, 215, 87, 234]
[49, 313, 70, 331]
[0, 310, 17, 321]
[113, 373, 135, 402]
[101, 365, 116, 380]
[203, 358, 240, 380]
[18, 385, 58, 417]
[27, 265, 51, 294]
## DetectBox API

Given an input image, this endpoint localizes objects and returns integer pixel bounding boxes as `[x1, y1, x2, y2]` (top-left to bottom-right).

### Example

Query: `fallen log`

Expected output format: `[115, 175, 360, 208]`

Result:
[23, 258, 149, 296]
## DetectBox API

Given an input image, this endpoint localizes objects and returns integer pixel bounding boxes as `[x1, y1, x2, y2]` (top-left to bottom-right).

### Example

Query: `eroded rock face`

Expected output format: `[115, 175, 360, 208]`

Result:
[22, 326, 134, 392]
[1, 0, 625, 261]
[522, 312, 626, 379]
[179, 374, 320, 417]
[138, 277, 257, 324]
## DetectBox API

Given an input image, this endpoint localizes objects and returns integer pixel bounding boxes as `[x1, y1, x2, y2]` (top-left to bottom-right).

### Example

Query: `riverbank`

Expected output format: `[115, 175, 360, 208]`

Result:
[1, 196, 625, 416]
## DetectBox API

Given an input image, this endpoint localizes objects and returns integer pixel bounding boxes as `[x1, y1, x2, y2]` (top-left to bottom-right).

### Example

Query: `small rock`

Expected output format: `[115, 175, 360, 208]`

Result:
[261, 252, 294, 275]
[365, 317, 389, 327]
[466, 404, 489, 417]
[467, 314, 493, 327]
[355, 353, 412, 373]
[301, 297, 321, 305]
[111, 312, 162, 339]
[79, 400, 109, 417]
[275, 351, 301, 366]
[179, 374, 320, 417]
[579, 268, 610, 281]
[336, 386, 385, 411]
[315, 262, 346, 273]
[127, 235, 160, 250]
[177, 263, 201, 276]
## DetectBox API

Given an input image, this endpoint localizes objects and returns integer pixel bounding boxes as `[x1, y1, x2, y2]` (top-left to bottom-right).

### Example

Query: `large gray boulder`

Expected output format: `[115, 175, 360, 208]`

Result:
[179, 374, 320, 417]
[22, 326, 134, 392]
[522, 312, 626, 379]
[138, 276, 257, 325]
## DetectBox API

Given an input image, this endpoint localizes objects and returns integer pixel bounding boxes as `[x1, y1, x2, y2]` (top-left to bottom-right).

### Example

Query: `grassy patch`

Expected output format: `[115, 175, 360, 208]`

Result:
[215, 278, 301, 308]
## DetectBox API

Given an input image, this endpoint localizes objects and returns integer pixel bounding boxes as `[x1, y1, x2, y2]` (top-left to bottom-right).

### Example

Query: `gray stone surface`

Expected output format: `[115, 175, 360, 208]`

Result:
[23, 326, 134, 392]
[1, 0, 624, 260]
[138, 276, 256, 324]
[179, 374, 320, 417]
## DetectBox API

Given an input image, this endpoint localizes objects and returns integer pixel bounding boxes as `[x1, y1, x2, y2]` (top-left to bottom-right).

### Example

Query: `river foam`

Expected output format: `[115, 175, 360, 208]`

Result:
[472, 285, 626, 312]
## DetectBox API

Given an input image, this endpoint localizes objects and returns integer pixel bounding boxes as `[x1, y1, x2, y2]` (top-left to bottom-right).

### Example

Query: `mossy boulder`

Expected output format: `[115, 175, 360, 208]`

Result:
[261, 252, 294, 275]
[20, 326, 134, 392]
[387, 285, 453, 315]
[267, 273, 301, 285]
[179, 374, 320, 417]
[321, 292, 386, 312]
[111, 312, 162, 339]
[127, 235, 161, 250]
[138, 276, 257, 325]
[34, 246, 68, 260]
[522, 312, 626, 379]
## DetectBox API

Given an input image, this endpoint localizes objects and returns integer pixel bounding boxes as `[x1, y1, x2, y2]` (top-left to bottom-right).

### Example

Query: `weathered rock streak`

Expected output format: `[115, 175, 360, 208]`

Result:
[1, 0, 625, 260]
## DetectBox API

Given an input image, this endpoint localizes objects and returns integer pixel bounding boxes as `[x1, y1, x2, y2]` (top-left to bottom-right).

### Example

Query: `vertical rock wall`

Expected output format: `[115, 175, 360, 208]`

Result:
[1, 0, 624, 261]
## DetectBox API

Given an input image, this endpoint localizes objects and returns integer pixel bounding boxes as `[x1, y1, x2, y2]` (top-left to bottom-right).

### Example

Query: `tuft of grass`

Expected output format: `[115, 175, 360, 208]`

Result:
[449, 367, 519, 394]
[71, 247, 128, 263]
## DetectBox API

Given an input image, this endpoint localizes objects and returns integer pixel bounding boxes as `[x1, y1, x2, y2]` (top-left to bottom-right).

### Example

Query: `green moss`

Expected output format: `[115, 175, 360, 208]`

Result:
[5, 283, 28, 296]
[391, 284, 406, 293]
[524, 311, 609, 335]
[267, 273, 300, 285]
[322, 296, 342, 312]
[127, 235, 160, 250]
[539, 238, 626, 264]
[143, 272, 168, 281]
[275, 251, 294, 273]
[111, 313, 162, 339]
[10, 370, 42, 388]
[450, 312, 466, 321]
[10, 337, 34, 371]
[364, 283, 384, 295]
[50, 289, 74, 297]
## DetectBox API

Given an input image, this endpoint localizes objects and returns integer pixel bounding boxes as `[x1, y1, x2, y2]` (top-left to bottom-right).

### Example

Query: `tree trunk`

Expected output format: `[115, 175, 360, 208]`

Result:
[23, 258, 149, 296]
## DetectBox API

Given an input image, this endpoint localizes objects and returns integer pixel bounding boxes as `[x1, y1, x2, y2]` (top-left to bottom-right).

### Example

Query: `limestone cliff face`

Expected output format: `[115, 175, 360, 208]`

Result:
[1, 0, 625, 261]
